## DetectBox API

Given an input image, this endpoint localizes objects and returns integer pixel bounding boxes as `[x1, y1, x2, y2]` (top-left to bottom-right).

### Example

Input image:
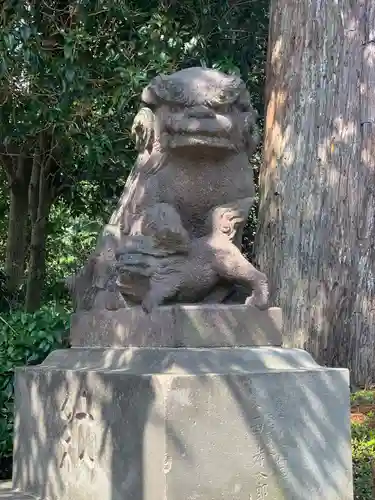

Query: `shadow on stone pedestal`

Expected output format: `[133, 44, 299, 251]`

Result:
[9, 305, 353, 500]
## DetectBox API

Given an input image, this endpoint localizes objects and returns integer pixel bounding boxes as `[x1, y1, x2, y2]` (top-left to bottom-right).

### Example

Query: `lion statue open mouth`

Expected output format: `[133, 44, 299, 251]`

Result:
[140, 67, 259, 153]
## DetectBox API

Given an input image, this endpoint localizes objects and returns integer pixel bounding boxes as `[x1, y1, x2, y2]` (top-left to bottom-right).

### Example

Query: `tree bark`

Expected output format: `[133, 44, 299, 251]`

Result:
[256, 0, 375, 385]
[3, 155, 32, 292]
[25, 137, 53, 312]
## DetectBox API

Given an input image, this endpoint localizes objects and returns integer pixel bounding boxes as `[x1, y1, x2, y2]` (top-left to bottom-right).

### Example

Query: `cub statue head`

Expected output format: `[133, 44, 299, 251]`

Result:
[208, 197, 255, 242]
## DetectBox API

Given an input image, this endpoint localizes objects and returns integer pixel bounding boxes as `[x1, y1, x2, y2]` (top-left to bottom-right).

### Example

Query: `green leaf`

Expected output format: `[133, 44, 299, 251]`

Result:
[65, 68, 75, 83]
[64, 44, 73, 61]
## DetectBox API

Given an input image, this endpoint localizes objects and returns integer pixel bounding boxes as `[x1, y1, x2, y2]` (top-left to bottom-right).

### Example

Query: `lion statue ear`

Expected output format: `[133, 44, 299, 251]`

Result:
[131, 107, 155, 153]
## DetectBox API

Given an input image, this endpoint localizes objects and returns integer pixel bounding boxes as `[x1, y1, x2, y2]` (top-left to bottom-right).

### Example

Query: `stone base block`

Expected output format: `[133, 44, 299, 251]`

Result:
[12, 347, 353, 500]
[70, 305, 282, 347]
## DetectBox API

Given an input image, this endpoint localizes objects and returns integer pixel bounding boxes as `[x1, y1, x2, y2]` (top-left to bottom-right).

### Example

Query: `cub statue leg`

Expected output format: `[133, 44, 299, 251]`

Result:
[215, 244, 269, 310]
[245, 279, 269, 310]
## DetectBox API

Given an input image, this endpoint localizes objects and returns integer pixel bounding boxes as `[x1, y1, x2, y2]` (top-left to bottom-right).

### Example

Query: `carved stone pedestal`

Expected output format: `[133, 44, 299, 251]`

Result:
[8, 306, 353, 500]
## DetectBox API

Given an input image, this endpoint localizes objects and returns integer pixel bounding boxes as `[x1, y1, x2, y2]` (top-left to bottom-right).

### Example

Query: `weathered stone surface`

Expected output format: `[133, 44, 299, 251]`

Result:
[12, 347, 353, 500]
[66, 67, 269, 312]
[70, 305, 282, 347]
[32, 347, 317, 371]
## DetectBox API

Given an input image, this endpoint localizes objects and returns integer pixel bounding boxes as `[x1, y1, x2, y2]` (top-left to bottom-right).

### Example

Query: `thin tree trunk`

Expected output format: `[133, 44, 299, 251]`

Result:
[25, 137, 53, 312]
[256, 0, 375, 386]
[4, 155, 31, 292]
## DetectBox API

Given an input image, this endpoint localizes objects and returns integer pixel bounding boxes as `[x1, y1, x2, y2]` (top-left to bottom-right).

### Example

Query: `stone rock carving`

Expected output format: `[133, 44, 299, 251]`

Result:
[67, 67, 268, 311]
[116, 197, 268, 312]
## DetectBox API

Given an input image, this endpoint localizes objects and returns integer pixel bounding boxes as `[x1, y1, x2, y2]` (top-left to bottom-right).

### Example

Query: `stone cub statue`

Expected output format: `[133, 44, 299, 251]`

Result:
[116, 198, 268, 312]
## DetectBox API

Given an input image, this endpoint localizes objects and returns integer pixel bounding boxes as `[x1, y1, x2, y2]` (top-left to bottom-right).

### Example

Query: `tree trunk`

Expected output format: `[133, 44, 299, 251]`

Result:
[4, 155, 31, 292]
[256, 0, 375, 386]
[25, 139, 53, 312]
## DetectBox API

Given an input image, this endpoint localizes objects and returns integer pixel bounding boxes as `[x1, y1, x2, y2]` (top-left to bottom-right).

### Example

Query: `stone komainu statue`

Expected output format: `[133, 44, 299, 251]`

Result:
[67, 67, 268, 311]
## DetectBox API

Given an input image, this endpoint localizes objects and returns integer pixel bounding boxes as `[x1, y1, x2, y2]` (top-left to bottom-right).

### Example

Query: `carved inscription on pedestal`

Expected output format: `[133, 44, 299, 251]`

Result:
[255, 472, 268, 499]
[59, 390, 96, 476]
[253, 445, 266, 468]
[243, 380, 291, 499]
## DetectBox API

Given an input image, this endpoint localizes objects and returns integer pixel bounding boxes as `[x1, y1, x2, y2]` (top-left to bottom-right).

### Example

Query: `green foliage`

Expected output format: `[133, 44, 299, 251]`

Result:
[352, 417, 375, 499]
[351, 389, 375, 498]
[0, 0, 268, 180]
[0, 169, 8, 264]
[0, 307, 69, 458]
[44, 199, 105, 305]
[0, 270, 22, 312]
[351, 390, 375, 406]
